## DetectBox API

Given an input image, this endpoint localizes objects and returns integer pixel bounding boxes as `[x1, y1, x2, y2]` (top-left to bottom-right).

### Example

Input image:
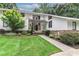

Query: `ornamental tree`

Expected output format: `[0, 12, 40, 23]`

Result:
[2, 10, 24, 32]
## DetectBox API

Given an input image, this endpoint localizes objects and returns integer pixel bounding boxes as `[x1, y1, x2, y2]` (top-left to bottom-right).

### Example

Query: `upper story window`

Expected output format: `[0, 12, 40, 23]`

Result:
[48, 20, 52, 28]
[33, 15, 40, 20]
[48, 16, 52, 20]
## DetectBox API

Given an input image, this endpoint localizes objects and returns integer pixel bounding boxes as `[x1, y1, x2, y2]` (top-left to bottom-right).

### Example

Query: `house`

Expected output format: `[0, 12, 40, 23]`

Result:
[0, 8, 79, 33]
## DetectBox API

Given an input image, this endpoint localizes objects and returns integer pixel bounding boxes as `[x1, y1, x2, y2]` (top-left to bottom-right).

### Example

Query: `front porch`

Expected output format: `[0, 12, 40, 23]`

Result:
[28, 19, 47, 33]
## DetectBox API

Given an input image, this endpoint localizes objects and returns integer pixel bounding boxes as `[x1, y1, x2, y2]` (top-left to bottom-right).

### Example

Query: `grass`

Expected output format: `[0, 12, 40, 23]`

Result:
[0, 35, 61, 56]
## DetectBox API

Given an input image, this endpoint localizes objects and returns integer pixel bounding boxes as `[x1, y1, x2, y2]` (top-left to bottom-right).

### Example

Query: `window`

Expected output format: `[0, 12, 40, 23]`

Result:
[38, 16, 40, 19]
[33, 15, 40, 20]
[3, 20, 8, 27]
[72, 22, 76, 30]
[48, 16, 52, 20]
[49, 21, 52, 28]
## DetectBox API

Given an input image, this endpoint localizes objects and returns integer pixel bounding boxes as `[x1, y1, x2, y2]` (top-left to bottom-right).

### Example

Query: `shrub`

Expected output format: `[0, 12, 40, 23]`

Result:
[27, 30, 31, 33]
[59, 32, 79, 46]
[2, 10, 24, 32]
[27, 30, 34, 35]
[0, 29, 5, 34]
[44, 30, 50, 36]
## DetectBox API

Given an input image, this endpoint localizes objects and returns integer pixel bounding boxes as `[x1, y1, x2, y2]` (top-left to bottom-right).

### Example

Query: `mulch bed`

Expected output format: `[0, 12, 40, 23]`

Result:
[50, 37, 79, 49]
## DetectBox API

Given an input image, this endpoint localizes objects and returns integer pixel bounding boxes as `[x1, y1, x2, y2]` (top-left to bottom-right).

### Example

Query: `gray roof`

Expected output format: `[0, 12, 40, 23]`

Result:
[20, 9, 79, 21]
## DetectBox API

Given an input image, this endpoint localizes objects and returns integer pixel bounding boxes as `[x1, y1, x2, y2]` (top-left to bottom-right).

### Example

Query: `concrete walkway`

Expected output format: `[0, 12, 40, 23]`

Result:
[39, 35, 79, 56]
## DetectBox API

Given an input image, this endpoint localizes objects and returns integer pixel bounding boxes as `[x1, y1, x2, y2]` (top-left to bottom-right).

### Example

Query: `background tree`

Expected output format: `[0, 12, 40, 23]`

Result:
[34, 3, 79, 18]
[0, 3, 17, 9]
[33, 3, 50, 13]
[2, 10, 24, 32]
[51, 3, 79, 18]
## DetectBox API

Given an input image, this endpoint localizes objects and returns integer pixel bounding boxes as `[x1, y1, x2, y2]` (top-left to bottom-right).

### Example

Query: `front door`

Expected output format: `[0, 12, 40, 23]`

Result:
[35, 23, 40, 31]
[35, 25, 38, 31]
[72, 22, 76, 30]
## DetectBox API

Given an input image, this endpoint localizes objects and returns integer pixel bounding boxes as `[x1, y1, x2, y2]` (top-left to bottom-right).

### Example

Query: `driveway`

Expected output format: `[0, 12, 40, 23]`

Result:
[39, 35, 79, 56]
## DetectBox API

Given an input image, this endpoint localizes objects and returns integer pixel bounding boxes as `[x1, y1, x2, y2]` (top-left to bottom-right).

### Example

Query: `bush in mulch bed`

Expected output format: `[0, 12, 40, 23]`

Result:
[59, 32, 79, 47]
[44, 30, 50, 36]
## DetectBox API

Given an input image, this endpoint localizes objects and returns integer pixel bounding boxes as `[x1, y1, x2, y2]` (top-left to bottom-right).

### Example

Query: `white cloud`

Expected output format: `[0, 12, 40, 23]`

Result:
[17, 4, 39, 12]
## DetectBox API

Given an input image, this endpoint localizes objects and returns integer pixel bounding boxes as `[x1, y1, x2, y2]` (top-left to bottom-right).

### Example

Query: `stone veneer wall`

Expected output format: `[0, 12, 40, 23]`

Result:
[50, 30, 79, 38]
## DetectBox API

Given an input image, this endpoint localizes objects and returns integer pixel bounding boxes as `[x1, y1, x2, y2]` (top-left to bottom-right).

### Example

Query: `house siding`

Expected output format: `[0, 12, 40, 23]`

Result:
[0, 10, 79, 31]
[67, 20, 72, 30]
[67, 21, 79, 30]
[47, 17, 68, 30]
[76, 21, 79, 30]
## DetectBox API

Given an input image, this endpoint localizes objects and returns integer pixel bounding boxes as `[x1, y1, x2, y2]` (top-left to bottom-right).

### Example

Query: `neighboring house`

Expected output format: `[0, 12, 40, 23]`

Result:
[0, 8, 79, 32]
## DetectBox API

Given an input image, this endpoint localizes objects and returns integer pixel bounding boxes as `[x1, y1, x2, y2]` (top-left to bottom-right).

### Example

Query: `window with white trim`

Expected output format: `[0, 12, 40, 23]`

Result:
[48, 20, 52, 28]
[3, 20, 8, 27]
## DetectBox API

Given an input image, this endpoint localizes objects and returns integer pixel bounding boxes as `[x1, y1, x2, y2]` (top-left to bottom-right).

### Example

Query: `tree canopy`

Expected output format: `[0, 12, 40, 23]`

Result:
[34, 3, 50, 13]
[2, 10, 24, 32]
[0, 3, 17, 9]
[33, 3, 79, 18]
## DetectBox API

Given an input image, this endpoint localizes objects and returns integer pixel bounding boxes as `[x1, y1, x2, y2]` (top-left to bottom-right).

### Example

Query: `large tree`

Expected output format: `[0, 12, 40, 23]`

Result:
[51, 3, 79, 18]
[2, 10, 24, 32]
[0, 3, 17, 9]
[34, 3, 50, 13]
[34, 3, 79, 18]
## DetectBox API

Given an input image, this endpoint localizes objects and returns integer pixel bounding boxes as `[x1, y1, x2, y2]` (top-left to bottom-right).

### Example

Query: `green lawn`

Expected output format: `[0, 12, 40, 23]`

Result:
[0, 35, 61, 56]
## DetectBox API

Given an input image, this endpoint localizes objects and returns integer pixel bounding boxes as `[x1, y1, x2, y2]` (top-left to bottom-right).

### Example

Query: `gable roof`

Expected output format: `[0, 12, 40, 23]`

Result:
[20, 9, 79, 21]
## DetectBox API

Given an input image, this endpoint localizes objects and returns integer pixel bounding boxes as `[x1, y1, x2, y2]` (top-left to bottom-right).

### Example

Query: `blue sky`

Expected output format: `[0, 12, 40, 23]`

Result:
[16, 3, 39, 12]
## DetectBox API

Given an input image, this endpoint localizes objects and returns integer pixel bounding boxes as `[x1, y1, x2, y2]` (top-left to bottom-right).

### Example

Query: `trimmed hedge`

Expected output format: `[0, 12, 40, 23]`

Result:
[0, 29, 5, 34]
[59, 32, 79, 46]
[44, 30, 50, 36]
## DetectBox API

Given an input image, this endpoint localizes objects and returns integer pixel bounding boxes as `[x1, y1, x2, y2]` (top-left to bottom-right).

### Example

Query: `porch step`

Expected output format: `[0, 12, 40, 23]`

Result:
[33, 31, 44, 35]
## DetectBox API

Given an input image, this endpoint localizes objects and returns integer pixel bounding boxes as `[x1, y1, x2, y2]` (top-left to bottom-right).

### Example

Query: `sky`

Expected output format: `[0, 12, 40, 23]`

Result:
[16, 3, 56, 12]
[16, 3, 39, 12]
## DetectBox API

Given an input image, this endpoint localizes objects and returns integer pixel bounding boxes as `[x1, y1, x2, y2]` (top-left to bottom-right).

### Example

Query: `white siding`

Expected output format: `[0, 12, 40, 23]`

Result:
[67, 21, 72, 30]
[44, 15, 48, 21]
[47, 17, 68, 30]
[0, 11, 4, 29]
[21, 14, 32, 31]
[25, 14, 33, 19]
[67, 21, 79, 30]
[39, 15, 48, 21]
[76, 21, 79, 30]
[40, 15, 44, 20]
[22, 17, 29, 31]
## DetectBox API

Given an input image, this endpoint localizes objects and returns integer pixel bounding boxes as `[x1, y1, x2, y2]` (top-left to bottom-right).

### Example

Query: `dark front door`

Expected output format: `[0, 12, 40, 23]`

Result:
[34, 23, 40, 31]
[72, 22, 76, 30]
[35, 25, 38, 31]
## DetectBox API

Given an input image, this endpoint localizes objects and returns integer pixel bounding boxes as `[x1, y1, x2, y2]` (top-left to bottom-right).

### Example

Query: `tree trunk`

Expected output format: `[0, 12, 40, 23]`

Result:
[12, 28, 16, 33]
